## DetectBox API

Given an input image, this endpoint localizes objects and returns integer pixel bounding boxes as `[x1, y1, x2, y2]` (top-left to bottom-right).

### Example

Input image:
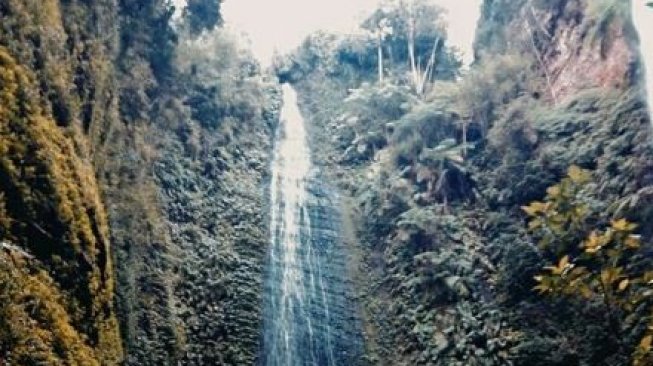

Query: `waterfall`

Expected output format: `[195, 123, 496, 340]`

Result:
[261, 85, 364, 366]
[633, 0, 653, 120]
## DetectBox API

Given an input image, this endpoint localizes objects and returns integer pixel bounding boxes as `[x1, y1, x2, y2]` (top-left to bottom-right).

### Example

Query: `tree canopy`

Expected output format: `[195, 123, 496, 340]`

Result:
[184, 0, 223, 35]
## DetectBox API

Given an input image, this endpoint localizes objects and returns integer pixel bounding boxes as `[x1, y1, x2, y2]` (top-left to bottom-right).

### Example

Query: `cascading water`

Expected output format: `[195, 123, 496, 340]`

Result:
[261, 84, 364, 366]
[633, 0, 653, 120]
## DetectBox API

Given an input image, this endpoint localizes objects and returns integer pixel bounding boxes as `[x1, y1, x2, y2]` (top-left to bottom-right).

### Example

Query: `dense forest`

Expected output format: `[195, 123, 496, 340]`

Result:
[0, 0, 652, 365]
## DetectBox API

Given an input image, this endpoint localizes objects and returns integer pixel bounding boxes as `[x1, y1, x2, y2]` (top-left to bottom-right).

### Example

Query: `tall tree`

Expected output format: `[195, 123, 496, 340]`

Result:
[362, 0, 447, 94]
[364, 16, 393, 83]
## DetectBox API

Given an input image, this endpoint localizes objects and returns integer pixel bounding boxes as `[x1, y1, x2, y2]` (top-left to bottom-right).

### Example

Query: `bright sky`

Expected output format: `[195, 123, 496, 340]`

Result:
[220, 0, 482, 66]
[632, 0, 653, 117]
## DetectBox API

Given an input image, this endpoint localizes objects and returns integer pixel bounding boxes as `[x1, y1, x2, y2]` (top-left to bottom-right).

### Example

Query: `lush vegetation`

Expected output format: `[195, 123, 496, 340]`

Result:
[525, 166, 653, 365]
[286, 0, 653, 365]
[1, 0, 277, 364]
[0, 0, 651, 365]
[184, 0, 223, 35]
[0, 0, 123, 362]
[106, 1, 279, 364]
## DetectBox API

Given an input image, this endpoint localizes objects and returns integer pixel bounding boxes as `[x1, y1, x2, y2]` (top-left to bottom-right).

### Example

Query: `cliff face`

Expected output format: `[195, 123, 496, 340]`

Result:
[288, 0, 653, 365]
[105, 4, 280, 363]
[474, 0, 653, 235]
[476, 0, 638, 101]
[0, 0, 123, 364]
[1, 0, 651, 364]
[129, 77, 278, 365]
[0, 1, 278, 364]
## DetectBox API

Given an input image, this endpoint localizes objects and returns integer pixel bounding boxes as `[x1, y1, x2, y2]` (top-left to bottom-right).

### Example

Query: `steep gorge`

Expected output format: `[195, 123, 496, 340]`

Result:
[1, 0, 653, 365]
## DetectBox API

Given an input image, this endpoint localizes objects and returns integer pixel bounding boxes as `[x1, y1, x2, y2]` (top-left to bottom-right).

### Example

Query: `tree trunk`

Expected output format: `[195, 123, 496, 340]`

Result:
[407, 5, 419, 90]
[378, 32, 384, 84]
[417, 37, 441, 96]
[525, 19, 558, 105]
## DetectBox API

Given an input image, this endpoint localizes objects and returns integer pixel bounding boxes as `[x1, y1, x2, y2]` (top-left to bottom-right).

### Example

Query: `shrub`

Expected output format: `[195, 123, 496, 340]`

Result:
[0, 260, 100, 365]
[524, 166, 653, 365]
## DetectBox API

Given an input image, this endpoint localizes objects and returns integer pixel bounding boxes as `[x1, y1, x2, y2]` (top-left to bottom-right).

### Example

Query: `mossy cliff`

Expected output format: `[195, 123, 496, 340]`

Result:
[0, 0, 278, 365]
[0, 0, 122, 363]
[2, 0, 651, 364]
[285, 0, 653, 365]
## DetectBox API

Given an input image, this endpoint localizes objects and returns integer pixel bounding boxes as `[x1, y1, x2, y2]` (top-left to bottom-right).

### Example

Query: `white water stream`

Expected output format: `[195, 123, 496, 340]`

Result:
[262, 85, 340, 366]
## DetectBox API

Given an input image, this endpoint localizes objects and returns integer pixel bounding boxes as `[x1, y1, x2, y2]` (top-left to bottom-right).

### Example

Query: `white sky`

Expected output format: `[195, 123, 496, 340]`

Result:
[220, 0, 482, 66]
[173, 0, 653, 118]
[633, 0, 653, 117]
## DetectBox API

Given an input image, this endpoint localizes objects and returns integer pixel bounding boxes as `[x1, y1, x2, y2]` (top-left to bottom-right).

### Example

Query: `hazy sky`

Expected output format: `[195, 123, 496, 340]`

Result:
[176, 0, 653, 92]
[220, 0, 482, 66]
[633, 0, 653, 115]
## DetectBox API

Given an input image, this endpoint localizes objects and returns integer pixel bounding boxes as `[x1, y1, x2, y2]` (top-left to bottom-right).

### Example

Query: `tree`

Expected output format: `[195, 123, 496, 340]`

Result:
[361, 0, 448, 94]
[118, 0, 178, 81]
[362, 10, 393, 83]
[184, 0, 223, 35]
[403, 0, 445, 95]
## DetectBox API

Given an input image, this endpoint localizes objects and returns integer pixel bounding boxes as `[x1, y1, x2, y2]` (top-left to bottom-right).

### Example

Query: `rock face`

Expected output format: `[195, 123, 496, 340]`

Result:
[476, 0, 638, 100]
[155, 114, 274, 365]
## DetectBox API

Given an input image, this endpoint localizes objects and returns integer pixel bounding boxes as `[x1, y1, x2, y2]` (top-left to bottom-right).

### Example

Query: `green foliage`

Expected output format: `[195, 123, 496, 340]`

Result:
[184, 0, 223, 35]
[176, 31, 265, 129]
[419, 139, 467, 168]
[474, 0, 529, 54]
[274, 32, 341, 83]
[361, 0, 446, 63]
[524, 166, 653, 365]
[342, 82, 415, 156]
[483, 86, 652, 212]
[345, 82, 414, 124]
[390, 104, 458, 165]
[107, 12, 278, 363]
[368, 84, 475, 204]
[119, 0, 178, 81]
[455, 53, 538, 139]
[334, 35, 379, 76]
[277, 0, 460, 87]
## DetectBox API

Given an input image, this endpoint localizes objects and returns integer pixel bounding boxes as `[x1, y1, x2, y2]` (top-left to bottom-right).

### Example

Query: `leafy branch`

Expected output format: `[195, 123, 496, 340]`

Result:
[523, 166, 653, 365]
